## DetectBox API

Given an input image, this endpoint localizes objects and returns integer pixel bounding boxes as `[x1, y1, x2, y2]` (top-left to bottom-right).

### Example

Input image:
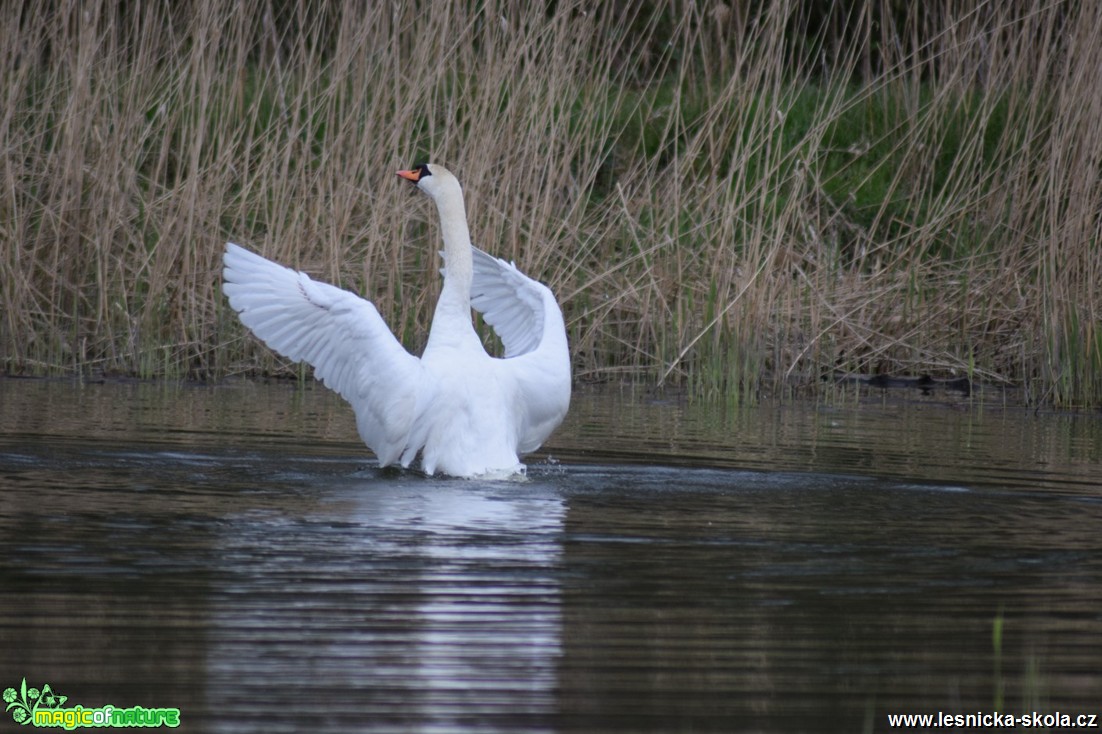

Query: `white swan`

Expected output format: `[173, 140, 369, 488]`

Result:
[222, 164, 570, 478]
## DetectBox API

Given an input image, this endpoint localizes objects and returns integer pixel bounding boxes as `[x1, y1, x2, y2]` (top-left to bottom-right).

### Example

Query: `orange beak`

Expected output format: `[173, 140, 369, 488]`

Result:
[396, 169, 421, 182]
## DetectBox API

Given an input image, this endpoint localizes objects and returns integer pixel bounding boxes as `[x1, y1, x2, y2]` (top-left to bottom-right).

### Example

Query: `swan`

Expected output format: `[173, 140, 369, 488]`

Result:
[222, 163, 571, 478]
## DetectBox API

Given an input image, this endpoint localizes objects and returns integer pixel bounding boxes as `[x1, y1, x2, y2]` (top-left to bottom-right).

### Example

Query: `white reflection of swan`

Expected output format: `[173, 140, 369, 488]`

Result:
[207, 477, 566, 730]
[357, 482, 565, 724]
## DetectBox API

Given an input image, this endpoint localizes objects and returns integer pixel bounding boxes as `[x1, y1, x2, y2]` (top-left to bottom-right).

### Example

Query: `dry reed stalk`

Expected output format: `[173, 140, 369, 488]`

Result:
[1, 1, 1100, 405]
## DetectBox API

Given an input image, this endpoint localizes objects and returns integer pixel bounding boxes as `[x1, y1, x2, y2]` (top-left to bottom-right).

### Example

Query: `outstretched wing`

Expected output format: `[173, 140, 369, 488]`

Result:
[469, 247, 557, 358]
[222, 243, 423, 464]
[469, 247, 571, 451]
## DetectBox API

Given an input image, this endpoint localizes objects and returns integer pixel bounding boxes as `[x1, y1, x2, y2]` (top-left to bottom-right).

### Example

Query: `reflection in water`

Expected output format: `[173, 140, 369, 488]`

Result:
[1, 379, 1101, 732]
[0, 433, 568, 732]
[205, 479, 565, 730]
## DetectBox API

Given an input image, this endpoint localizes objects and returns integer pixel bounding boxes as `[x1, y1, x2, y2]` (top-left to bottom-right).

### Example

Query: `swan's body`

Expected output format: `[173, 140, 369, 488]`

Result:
[222, 164, 570, 478]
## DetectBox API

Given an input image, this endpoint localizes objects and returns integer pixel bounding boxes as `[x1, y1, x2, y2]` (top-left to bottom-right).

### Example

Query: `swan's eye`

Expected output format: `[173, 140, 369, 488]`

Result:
[416, 163, 432, 179]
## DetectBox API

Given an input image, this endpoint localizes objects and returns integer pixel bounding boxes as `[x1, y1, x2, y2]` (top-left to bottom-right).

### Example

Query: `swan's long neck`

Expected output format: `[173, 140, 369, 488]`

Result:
[425, 184, 480, 351]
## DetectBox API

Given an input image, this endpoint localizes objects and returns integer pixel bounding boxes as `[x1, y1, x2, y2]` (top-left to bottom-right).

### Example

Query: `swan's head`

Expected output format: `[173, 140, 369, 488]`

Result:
[396, 163, 462, 202]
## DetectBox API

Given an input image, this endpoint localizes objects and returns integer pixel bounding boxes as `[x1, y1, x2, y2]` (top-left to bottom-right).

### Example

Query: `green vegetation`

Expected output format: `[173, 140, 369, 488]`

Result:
[2, 1, 1100, 406]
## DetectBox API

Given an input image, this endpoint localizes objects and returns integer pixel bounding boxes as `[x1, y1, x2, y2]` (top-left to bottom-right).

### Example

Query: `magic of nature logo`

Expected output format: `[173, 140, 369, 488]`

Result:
[3, 678, 180, 729]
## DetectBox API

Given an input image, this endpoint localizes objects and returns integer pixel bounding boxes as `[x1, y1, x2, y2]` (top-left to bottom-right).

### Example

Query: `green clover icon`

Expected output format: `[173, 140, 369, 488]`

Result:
[2, 688, 16, 704]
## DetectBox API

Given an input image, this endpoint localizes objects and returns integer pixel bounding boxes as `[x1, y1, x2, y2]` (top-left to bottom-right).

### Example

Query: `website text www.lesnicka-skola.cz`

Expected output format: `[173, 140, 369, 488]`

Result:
[888, 711, 1099, 729]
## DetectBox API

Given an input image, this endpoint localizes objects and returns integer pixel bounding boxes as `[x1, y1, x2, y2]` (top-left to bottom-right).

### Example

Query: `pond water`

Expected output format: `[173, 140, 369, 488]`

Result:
[1, 378, 1100, 732]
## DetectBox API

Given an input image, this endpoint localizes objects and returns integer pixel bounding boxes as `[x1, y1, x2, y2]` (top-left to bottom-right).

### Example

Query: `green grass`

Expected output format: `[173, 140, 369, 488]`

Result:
[2, 1, 1101, 407]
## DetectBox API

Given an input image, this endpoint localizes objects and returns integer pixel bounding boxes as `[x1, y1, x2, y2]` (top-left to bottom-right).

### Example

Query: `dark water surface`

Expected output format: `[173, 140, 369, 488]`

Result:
[1, 379, 1100, 732]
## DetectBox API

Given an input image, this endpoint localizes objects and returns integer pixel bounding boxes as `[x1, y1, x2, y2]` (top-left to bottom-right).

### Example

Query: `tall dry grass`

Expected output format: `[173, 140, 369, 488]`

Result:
[1, 1, 1100, 406]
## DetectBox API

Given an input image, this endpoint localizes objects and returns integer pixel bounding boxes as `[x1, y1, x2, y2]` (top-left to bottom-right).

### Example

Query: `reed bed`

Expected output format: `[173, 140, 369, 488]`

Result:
[2, 1, 1100, 406]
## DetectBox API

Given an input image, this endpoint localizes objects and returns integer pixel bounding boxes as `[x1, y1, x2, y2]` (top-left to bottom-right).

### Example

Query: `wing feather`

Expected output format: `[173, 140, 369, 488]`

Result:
[467, 247, 571, 451]
[470, 247, 553, 358]
[222, 243, 423, 464]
